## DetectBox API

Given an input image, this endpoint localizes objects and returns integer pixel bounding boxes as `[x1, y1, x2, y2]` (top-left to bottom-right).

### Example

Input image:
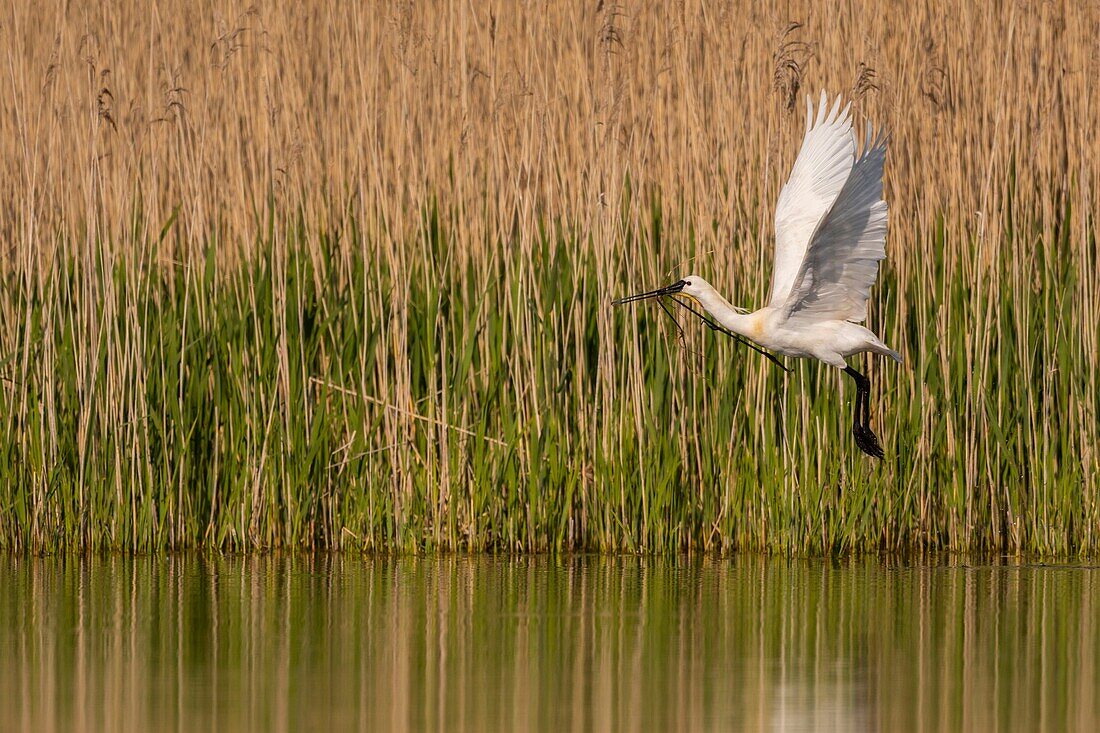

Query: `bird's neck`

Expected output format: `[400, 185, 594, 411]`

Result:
[694, 287, 758, 339]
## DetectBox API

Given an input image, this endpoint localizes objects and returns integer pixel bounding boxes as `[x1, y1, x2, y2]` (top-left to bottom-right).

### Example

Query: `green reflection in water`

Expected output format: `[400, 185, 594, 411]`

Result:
[0, 555, 1097, 732]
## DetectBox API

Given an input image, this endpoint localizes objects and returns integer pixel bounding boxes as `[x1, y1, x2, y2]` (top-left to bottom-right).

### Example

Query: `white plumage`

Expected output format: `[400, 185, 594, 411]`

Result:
[769, 94, 857, 309]
[614, 91, 900, 458]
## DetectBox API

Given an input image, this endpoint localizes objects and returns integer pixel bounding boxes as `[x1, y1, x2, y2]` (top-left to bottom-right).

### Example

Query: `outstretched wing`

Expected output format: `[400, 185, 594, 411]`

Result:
[781, 129, 889, 324]
[768, 92, 855, 308]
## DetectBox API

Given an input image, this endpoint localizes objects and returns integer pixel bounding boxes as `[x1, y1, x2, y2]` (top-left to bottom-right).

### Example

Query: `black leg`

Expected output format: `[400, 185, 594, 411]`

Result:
[843, 365, 863, 428]
[844, 365, 884, 459]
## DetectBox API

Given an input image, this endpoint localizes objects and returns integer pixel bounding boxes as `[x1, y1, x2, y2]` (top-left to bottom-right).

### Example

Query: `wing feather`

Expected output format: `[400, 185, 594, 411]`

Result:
[768, 92, 856, 308]
[782, 128, 889, 324]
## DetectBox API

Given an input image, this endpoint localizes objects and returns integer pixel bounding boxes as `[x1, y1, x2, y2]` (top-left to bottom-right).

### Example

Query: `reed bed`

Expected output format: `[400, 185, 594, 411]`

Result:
[0, 1, 1097, 554]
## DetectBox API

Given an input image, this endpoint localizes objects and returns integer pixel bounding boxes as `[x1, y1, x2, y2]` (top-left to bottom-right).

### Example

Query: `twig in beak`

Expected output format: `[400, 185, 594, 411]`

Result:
[671, 299, 792, 374]
[656, 296, 709, 372]
[656, 297, 686, 346]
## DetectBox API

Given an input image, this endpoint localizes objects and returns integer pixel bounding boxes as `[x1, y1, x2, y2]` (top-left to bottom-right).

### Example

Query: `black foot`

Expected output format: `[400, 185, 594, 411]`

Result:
[853, 424, 885, 459]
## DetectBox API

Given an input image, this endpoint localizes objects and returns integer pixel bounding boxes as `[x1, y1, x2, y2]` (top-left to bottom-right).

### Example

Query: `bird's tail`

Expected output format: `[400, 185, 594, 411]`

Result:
[877, 345, 903, 364]
[866, 333, 903, 363]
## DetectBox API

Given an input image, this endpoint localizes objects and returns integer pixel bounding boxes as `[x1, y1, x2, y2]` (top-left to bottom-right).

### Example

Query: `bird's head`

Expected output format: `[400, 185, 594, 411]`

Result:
[612, 275, 711, 306]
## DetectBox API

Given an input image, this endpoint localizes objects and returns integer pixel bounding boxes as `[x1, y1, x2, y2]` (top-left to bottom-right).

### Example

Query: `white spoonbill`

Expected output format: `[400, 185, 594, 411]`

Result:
[614, 92, 901, 458]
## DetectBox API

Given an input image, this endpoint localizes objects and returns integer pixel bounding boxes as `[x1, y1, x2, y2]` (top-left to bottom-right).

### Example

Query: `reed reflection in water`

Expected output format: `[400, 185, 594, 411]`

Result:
[0, 555, 1097, 732]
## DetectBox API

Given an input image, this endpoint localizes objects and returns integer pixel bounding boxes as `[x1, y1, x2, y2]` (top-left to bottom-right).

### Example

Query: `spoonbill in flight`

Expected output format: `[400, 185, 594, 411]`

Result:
[614, 92, 901, 458]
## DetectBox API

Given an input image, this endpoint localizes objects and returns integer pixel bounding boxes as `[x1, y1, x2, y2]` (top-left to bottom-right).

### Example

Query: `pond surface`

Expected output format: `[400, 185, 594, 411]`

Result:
[0, 555, 1097, 732]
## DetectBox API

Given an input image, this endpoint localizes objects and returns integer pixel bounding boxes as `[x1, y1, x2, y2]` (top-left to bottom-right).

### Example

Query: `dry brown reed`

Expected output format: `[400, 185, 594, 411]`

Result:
[0, 1, 1097, 553]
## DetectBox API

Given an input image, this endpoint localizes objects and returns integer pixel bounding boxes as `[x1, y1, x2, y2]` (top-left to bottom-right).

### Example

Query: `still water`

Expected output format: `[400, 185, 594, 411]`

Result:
[1, 555, 1097, 732]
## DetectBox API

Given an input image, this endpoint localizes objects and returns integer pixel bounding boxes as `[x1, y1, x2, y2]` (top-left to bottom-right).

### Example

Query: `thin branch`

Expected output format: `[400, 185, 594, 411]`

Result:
[656, 297, 687, 345]
[670, 298, 792, 373]
[310, 377, 509, 447]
